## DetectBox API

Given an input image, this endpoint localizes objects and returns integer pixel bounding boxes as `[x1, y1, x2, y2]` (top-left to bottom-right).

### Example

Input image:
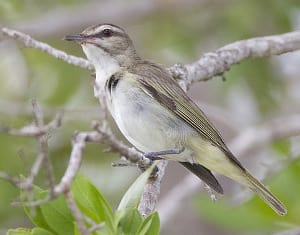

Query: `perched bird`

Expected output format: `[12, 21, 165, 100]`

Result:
[64, 23, 287, 215]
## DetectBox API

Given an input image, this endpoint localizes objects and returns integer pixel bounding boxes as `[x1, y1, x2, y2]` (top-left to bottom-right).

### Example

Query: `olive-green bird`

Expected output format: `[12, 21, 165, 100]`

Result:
[65, 23, 287, 216]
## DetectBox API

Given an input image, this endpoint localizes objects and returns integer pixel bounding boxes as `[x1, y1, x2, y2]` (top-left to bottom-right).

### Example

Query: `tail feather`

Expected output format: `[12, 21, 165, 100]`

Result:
[189, 140, 287, 215]
[180, 162, 223, 194]
[244, 170, 287, 216]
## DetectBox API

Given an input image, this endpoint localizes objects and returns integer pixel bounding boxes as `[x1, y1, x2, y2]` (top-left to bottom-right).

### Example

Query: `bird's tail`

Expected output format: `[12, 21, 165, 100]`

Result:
[242, 170, 287, 216]
[190, 139, 287, 215]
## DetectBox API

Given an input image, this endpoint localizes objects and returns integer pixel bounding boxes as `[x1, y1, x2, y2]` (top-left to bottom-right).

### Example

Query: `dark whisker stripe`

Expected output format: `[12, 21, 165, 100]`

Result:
[107, 74, 119, 94]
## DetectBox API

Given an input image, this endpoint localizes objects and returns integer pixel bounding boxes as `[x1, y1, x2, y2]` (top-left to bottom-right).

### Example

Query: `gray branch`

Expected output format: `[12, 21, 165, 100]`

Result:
[1, 27, 92, 70]
[169, 30, 300, 88]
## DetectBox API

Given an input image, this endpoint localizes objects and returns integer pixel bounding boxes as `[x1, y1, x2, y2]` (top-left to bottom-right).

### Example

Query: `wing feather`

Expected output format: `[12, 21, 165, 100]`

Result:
[128, 61, 244, 169]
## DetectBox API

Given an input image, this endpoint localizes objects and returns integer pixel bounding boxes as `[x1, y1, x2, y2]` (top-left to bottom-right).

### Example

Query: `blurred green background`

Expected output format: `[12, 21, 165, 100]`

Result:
[1, 0, 300, 234]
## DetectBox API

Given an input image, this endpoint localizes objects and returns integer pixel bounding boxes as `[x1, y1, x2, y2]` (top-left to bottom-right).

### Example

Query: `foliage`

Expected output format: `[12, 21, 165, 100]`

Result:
[6, 170, 160, 235]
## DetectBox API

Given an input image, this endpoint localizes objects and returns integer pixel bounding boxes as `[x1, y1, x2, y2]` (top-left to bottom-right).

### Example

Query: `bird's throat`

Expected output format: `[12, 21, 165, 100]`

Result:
[82, 44, 120, 98]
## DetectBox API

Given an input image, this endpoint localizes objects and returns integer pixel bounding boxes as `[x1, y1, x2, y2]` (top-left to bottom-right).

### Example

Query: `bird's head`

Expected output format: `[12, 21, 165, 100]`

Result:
[64, 23, 139, 66]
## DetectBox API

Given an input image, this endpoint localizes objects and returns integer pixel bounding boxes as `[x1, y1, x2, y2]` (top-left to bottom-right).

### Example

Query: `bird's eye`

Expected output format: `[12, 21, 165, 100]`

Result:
[102, 28, 112, 37]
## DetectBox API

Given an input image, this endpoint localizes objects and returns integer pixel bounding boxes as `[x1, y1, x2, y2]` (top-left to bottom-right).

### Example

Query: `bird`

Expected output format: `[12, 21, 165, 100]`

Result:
[64, 23, 287, 215]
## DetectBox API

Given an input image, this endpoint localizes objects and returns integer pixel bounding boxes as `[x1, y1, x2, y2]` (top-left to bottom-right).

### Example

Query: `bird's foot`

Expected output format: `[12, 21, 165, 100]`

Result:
[143, 147, 185, 161]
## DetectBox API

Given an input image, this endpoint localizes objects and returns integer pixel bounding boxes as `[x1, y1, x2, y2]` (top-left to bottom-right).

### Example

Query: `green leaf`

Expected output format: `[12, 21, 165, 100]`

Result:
[136, 212, 160, 235]
[6, 228, 32, 235]
[39, 195, 74, 235]
[22, 185, 74, 235]
[118, 208, 142, 235]
[31, 228, 55, 235]
[7, 227, 56, 235]
[71, 174, 114, 232]
[118, 163, 156, 210]
[22, 189, 52, 231]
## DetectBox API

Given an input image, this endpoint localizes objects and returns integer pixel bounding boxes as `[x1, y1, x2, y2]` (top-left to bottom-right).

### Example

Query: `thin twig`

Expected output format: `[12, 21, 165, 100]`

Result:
[0, 172, 21, 185]
[138, 160, 168, 217]
[0, 102, 62, 206]
[1, 27, 93, 70]
[65, 190, 89, 235]
[89, 222, 105, 233]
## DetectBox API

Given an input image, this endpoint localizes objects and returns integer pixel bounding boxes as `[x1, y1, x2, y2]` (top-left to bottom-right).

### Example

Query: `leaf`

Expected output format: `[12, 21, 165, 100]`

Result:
[6, 227, 54, 235]
[118, 208, 142, 235]
[136, 212, 160, 235]
[6, 228, 32, 235]
[22, 189, 53, 231]
[71, 174, 114, 233]
[31, 228, 55, 235]
[39, 195, 74, 235]
[118, 163, 156, 210]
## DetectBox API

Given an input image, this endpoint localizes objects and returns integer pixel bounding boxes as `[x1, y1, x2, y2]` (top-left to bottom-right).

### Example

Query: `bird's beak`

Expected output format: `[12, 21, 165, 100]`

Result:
[63, 34, 86, 42]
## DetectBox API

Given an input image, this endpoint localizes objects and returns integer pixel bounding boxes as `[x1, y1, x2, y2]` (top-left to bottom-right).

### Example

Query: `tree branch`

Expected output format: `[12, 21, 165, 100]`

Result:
[169, 31, 300, 88]
[1, 27, 92, 70]
[138, 160, 168, 217]
[2, 27, 300, 88]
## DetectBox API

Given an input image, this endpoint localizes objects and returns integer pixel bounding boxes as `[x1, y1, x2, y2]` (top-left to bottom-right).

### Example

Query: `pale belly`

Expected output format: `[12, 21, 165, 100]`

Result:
[107, 81, 197, 161]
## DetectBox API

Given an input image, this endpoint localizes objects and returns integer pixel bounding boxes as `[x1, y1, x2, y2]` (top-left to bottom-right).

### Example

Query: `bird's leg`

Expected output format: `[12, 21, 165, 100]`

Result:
[138, 147, 184, 177]
[143, 147, 185, 161]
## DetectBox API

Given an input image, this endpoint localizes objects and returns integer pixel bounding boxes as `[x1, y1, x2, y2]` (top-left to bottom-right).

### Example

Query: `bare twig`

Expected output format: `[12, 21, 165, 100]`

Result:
[1, 27, 93, 70]
[53, 131, 88, 195]
[89, 222, 105, 233]
[52, 123, 147, 199]
[0, 172, 21, 185]
[0, 102, 62, 208]
[138, 160, 168, 217]
[0, 112, 62, 137]
[65, 190, 89, 235]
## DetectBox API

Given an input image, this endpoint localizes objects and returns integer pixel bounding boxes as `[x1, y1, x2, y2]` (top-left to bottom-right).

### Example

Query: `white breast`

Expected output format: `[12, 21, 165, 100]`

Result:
[108, 78, 196, 161]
